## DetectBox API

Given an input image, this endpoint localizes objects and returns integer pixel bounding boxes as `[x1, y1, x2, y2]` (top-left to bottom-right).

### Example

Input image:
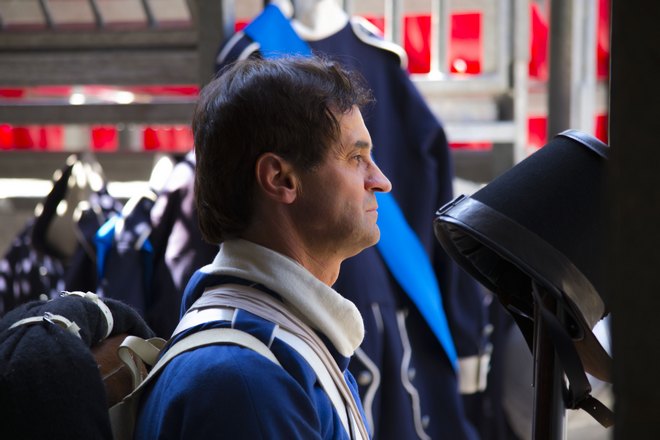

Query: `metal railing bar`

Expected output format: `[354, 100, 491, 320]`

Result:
[141, 0, 156, 27]
[384, 0, 403, 46]
[38, 0, 54, 28]
[88, 0, 103, 28]
[430, 0, 449, 74]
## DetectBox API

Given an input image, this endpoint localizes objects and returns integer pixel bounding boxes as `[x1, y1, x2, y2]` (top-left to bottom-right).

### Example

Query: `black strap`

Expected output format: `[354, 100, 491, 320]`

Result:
[531, 282, 614, 428]
[577, 396, 615, 427]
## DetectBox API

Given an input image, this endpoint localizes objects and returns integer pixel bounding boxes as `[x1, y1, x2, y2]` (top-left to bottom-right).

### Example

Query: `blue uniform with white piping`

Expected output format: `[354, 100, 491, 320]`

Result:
[135, 239, 371, 439]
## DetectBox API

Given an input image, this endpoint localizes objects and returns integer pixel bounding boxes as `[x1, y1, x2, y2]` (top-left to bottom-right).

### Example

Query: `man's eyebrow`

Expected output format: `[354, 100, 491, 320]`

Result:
[354, 140, 372, 150]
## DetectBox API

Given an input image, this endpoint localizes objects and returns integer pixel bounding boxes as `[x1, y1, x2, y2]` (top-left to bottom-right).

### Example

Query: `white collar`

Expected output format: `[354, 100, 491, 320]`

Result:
[200, 239, 364, 357]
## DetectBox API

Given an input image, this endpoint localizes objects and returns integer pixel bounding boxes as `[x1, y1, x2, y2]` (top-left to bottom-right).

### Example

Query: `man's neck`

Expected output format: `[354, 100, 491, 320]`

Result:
[241, 225, 341, 287]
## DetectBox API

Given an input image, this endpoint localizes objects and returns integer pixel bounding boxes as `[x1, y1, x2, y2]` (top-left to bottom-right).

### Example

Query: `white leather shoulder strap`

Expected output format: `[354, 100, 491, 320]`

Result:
[191, 284, 369, 440]
[121, 326, 280, 399]
[274, 327, 363, 439]
[110, 327, 280, 440]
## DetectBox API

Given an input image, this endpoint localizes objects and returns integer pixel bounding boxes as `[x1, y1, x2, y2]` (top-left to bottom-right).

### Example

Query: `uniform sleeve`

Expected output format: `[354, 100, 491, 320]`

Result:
[136, 345, 324, 440]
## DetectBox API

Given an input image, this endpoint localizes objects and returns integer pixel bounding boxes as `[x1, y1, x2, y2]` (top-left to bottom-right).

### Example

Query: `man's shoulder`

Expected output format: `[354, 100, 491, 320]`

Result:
[145, 344, 306, 415]
[168, 343, 285, 387]
[137, 343, 324, 439]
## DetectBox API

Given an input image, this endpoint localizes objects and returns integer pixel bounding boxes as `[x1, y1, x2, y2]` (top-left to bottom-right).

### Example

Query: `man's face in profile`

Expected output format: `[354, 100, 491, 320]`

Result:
[291, 106, 392, 260]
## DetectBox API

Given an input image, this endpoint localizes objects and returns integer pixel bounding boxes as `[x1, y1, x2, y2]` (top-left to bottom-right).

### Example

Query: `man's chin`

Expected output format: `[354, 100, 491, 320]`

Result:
[370, 227, 381, 246]
[361, 228, 381, 250]
[344, 229, 380, 259]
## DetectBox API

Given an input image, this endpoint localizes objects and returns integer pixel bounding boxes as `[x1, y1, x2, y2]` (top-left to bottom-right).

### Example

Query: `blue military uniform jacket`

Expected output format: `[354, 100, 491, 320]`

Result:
[135, 239, 370, 439]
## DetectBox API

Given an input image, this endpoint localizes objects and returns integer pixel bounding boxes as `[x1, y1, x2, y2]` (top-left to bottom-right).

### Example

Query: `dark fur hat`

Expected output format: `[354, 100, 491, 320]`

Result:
[0, 293, 154, 439]
[434, 130, 611, 381]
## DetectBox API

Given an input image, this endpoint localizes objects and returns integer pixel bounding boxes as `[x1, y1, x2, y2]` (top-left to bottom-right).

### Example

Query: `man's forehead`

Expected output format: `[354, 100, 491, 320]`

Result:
[337, 109, 371, 146]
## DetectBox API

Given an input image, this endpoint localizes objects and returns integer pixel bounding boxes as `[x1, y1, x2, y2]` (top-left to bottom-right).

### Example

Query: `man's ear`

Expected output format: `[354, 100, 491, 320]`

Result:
[255, 153, 299, 204]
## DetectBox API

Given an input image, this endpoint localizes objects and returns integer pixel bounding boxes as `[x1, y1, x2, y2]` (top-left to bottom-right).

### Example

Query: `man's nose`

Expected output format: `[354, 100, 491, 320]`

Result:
[368, 163, 392, 193]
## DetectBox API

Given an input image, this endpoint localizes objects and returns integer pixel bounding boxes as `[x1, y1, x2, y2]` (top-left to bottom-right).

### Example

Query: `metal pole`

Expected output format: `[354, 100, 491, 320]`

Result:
[430, 0, 449, 75]
[193, 0, 232, 87]
[547, 0, 573, 138]
[532, 287, 566, 440]
[568, 0, 598, 134]
[342, 0, 353, 16]
[384, 0, 402, 46]
[512, 0, 529, 164]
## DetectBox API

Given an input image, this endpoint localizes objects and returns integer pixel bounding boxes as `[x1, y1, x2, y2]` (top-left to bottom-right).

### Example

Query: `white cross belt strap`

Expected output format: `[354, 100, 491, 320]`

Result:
[174, 305, 360, 439]
[110, 326, 281, 440]
[186, 284, 369, 440]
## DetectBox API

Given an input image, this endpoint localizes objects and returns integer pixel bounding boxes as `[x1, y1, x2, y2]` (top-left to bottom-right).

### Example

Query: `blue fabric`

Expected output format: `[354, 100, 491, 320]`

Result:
[233, 309, 278, 346]
[136, 273, 367, 439]
[244, 4, 312, 58]
[137, 342, 346, 439]
[94, 196, 156, 316]
[375, 191, 458, 368]
[94, 215, 118, 280]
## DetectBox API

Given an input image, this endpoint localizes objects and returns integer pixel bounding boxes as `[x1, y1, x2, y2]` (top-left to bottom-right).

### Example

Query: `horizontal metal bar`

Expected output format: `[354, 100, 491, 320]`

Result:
[0, 178, 152, 200]
[452, 148, 503, 183]
[0, 50, 198, 86]
[527, 80, 609, 115]
[412, 72, 509, 96]
[0, 151, 160, 181]
[444, 121, 516, 143]
[0, 28, 196, 50]
[0, 100, 196, 124]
